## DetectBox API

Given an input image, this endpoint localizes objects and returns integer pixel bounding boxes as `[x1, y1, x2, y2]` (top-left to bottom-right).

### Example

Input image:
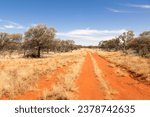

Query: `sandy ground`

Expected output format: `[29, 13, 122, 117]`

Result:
[77, 53, 104, 100]
[92, 52, 150, 99]
[2, 62, 72, 100]
[1, 50, 150, 100]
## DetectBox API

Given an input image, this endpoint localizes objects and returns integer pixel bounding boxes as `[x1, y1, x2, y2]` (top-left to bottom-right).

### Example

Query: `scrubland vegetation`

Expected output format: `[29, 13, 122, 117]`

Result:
[0, 50, 86, 99]
[98, 31, 150, 57]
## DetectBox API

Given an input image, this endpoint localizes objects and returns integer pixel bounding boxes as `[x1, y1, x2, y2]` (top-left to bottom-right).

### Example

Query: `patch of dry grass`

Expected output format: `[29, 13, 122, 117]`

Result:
[40, 51, 86, 100]
[0, 49, 85, 99]
[97, 50, 150, 83]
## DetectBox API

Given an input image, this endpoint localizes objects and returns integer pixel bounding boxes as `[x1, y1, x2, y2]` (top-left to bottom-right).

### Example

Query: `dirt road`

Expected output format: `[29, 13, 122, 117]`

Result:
[77, 52, 150, 100]
[77, 53, 104, 100]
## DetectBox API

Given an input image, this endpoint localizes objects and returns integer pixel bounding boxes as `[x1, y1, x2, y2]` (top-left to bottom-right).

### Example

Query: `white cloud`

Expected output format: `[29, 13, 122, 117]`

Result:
[68, 29, 98, 35]
[129, 4, 150, 9]
[58, 29, 127, 37]
[0, 19, 25, 30]
[4, 25, 15, 29]
[107, 8, 133, 13]
[57, 29, 127, 45]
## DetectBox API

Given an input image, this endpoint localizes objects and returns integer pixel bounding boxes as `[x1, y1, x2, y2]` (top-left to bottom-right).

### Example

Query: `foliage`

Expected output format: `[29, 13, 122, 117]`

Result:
[0, 24, 79, 58]
[99, 31, 150, 57]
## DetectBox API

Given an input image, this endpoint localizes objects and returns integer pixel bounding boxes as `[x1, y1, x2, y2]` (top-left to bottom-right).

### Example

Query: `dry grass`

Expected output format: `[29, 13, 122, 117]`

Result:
[0, 49, 85, 99]
[0, 51, 24, 59]
[96, 49, 150, 83]
[40, 50, 86, 100]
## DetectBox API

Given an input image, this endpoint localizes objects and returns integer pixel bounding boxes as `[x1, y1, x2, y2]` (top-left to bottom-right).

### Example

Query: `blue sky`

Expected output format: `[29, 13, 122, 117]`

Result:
[0, 0, 150, 45]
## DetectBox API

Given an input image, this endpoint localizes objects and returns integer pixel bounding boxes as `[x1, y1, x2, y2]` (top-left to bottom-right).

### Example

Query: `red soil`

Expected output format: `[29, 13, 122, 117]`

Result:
[93, 52, 150, 100]
[77, 53, 104, 100]
[8, 63, 71, 100]
[76, 52, 150, 100]
[1, 51, 150, 100]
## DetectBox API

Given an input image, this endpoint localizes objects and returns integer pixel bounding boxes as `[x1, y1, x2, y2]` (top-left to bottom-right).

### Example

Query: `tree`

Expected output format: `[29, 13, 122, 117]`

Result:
[51, 39, 62, 52]
[51, 40, 76, 52]
[98, 39, 117, 51]
[8, 33, 22, 52]
[24, 24, 56, 57]
[0, 32, 10, 52]
[138, 31, 150, 57]
[9, 33, 22, 43]
[65, 40, 75, 51]
[140, 31, 150, 37]
[119, 31, 134, 53]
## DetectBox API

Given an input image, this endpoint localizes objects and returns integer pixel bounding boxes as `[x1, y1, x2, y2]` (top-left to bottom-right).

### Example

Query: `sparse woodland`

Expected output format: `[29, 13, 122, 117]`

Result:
[98, 30, 150, 57]
[1, 24, 149, 58]
[0, 24, 79, 58]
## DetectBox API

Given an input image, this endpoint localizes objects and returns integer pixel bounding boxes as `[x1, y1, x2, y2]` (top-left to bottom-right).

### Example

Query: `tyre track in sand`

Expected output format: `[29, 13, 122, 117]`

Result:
[93, 52, 150, 100]
[77, 53, 105, 100]
[77, 51, 150, 100]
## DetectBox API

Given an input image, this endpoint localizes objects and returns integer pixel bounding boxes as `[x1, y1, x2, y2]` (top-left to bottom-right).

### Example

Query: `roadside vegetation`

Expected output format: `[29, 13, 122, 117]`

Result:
[0, 50, 86, 99]
[98, 31, 150, 57]
[39, 50, 86, 100]
[97, 30, 150, 84]
[96, 50, 150, 84]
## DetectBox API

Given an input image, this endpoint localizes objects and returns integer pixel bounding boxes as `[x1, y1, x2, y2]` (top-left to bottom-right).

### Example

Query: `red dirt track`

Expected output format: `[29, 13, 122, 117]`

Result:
[76, 52, 150, 100]
[77, 53, 104, 100]
[92, 52, 150, 99]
